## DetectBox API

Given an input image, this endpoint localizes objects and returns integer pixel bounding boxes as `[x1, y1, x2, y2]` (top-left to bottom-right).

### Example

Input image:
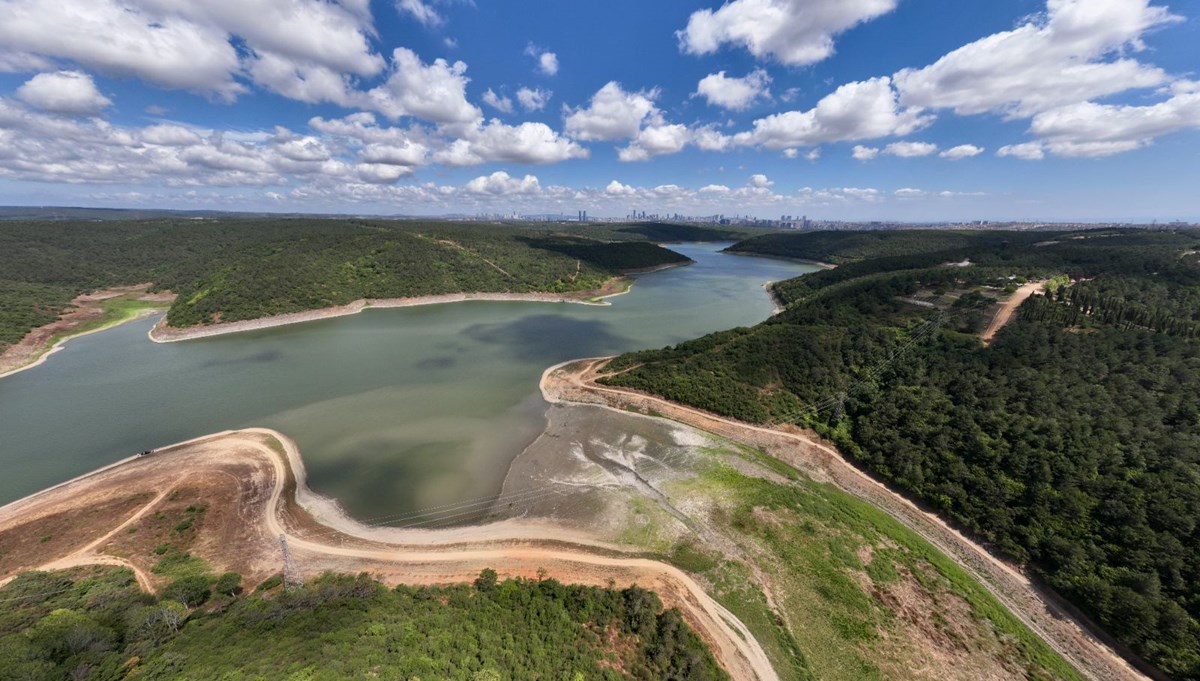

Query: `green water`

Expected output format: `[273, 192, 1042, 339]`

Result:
[0, 243, 815, 520]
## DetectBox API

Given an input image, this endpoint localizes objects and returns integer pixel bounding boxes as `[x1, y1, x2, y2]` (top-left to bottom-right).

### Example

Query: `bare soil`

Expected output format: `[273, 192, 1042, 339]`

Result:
[0, 284, 174, 377]
[981, 280, 1048, 344]
[0, 427, 777, 681]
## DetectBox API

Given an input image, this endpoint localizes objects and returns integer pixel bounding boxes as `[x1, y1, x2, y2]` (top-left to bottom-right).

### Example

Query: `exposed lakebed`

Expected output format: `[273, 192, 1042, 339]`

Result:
[0, 243, 815, 520]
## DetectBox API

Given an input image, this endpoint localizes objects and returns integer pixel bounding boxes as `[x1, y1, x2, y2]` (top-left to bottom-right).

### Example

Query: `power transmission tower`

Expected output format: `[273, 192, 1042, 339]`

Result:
[279, 534, 302, 589]
[833, 392, 848, 422]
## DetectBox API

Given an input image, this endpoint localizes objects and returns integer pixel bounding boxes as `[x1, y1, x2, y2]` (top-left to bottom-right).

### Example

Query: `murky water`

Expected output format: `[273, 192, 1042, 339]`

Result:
[0, 243, 814, 519]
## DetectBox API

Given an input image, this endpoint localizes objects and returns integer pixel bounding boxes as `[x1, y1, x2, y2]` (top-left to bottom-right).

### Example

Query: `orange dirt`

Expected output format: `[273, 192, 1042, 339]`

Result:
[0, 428, 777, 681]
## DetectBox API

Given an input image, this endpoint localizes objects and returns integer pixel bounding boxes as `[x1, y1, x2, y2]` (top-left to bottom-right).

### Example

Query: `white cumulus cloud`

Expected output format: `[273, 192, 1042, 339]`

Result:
[695, 69, 772, 110]
[16, 71, 111, 115]
[564, 82, 660, 141]
[737, 77, 932, 150]
[852, 145, 879, 160]
[939, 144, 985, 160]
[516, 87, 551, 112]
[894, 0, 1179, 118]
[884, 141, 938, 157]
[678, 0, 898, 66]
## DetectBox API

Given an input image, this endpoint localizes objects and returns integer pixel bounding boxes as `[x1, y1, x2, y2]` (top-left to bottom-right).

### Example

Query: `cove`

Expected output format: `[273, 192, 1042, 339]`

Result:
[0, 243, 815, 520]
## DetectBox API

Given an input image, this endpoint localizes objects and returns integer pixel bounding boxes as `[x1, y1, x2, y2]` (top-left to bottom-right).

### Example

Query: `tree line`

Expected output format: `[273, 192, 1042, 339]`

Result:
[603, 228, 1200, 679]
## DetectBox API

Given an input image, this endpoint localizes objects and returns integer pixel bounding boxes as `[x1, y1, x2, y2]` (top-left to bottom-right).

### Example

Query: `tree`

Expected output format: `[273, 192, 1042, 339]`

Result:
[473, 569, 498, 594]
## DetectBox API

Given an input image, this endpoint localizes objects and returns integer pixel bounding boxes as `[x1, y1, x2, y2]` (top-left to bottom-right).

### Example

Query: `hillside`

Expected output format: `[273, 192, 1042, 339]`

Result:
[0, 567, 724, 681]
[0, 219, 692, 346]
[603, 229, 1200, 679]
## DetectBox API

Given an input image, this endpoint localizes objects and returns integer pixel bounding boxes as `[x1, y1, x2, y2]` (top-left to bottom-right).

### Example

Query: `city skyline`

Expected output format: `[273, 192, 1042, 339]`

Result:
[0, 0, 1197, 221]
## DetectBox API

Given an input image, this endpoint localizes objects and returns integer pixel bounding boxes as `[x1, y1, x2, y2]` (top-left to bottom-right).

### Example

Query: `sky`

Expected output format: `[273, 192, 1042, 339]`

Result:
[0, 0, 1197, 221]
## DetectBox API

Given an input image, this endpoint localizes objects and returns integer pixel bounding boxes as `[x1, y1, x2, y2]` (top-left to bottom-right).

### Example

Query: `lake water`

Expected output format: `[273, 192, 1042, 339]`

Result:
[0, 244, 815, 520]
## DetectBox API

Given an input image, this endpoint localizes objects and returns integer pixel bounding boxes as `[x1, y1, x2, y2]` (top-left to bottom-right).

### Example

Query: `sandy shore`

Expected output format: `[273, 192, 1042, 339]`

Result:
[148, 279, 646, 344]
[0, 426, 776, 681]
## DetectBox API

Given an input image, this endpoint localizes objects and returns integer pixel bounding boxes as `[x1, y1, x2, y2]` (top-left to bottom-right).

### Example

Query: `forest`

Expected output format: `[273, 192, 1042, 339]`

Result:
[0, 566, 725, 681]
[604, 228, 1200, 679]
[0, 218, 695, 345]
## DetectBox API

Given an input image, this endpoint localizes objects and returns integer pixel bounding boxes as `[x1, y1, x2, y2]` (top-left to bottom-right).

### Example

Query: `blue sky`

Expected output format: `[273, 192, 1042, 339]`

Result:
[0, 0, 1197, 220]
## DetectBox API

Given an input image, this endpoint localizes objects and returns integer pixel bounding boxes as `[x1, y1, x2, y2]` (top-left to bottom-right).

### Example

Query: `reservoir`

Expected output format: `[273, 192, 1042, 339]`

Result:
[0, 243, 815, 520]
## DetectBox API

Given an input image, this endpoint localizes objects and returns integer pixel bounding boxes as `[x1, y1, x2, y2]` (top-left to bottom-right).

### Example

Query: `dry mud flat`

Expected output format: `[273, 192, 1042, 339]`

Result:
[541, 358, 1150, 681]
[0, 428, 776, 681]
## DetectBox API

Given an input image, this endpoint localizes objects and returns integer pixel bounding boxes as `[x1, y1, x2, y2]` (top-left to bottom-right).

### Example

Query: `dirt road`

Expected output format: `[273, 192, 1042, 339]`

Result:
[0, 428, 778, 681]
[981, 280, 1048, 344]
[541, 359, 1150, 681]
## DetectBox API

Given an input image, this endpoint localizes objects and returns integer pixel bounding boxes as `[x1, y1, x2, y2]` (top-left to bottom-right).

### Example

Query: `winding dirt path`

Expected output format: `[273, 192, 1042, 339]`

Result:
[541, 359, 1152, 681]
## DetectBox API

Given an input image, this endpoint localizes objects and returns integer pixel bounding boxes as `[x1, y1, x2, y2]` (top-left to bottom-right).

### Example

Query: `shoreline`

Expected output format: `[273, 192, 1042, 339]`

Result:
[0, 306, 165, 381]
[149, 272, 664, 344]
[0, 425, 777, 681]
[722, 249, 838, 270]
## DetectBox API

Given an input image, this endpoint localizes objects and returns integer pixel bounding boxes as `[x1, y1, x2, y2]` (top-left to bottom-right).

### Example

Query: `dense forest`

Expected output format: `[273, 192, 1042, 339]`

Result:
[604, 229, 1200, 679]
[0, 219, 702, 346]
[0, 567, 725, 681]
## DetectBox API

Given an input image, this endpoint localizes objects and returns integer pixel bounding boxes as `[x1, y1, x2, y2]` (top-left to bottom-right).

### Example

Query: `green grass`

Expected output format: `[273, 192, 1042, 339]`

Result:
[30, 295, 167, 365]
[648, 443, 1084, 681]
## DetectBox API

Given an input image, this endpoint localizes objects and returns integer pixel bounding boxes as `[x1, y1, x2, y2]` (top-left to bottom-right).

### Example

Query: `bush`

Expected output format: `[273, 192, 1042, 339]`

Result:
[255, 575, 284, 593]
[214, 572, 242, 597]
[162, 575, 211, 608]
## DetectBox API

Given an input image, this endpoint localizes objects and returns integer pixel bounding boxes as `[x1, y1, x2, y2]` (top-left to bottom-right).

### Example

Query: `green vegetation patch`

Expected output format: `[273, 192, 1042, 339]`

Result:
[605, 227, 1200, 679]
[0, 567, 726, 681]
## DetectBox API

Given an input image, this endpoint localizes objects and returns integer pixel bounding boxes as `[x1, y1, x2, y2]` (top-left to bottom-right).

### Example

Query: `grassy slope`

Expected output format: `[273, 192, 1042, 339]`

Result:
[626, 441, 1082, 681]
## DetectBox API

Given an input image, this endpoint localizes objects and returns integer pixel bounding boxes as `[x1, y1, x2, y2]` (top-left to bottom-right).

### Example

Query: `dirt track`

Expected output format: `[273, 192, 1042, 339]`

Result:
[0, 428, 777, 681]
[541, 359, 1150, 681]
[981, 280, 1048, 344]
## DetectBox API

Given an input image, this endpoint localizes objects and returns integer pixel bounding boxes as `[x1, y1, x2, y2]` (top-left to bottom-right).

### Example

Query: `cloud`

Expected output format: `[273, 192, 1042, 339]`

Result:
[16, 71, 111, 115]
[564, 82, 660, 141]
[525, 44, 558, 76]
[940, 144, 984, 160]
[1027, 88, 1200, 156]
[679, 0, 898, 66]
[397, 0, 442, 26]
[605, 180, 637, 196]
[0, 0, 385, 103]
[433, 120, 587, 166]
[693, 125, 733, 152]
[738, 77, 932, 149]
[618, 124, 690, 162]
[462, 171, 541, 195]
[0, 0, 244, 98]
[516, 87, 551, 111]
[893, 0, 1179, 118]
[748, 173, 773, 188]
[997, 142, 1046, 160]
[852, 145, 879, 160]
[482, 89, 514, 113]
[884, 141, 938, 157]
[361, 48, 480, 124]
[695, 69, 772, 110]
